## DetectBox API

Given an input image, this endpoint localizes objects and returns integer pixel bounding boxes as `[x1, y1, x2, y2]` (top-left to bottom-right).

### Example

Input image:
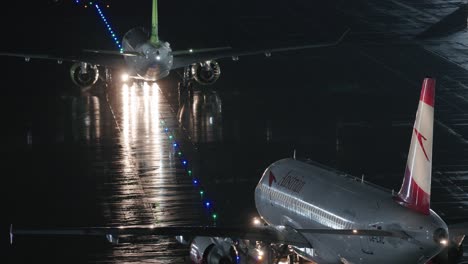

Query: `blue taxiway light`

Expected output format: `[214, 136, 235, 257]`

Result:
[94, 4, 121, 52]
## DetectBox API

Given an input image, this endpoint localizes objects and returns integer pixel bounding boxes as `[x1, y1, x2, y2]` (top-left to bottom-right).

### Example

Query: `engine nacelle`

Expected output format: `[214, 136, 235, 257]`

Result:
[70, 62, 99, 88]
[191, 60, 221, 85]
[190, 236, 239, 264]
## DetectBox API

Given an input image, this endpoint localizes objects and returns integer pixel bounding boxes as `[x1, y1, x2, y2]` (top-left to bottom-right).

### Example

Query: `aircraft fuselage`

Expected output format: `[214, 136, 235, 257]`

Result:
[255, 158, 448, 263]
[122, 27, 173, 81]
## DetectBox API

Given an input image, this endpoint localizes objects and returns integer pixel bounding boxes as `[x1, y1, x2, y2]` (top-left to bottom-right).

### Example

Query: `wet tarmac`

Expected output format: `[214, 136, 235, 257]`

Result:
[2, 43, 468, 263]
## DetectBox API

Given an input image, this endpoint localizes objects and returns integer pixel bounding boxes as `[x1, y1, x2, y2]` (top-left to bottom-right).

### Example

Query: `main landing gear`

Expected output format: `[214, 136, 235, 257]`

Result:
[177, 66, 194, 107]
[179, 65, 194, 92]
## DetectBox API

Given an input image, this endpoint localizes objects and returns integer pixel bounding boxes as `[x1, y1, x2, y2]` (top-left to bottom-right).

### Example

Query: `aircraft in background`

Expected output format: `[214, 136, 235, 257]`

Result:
[0, 0, 348, 90]
[11, 78, 468, 263]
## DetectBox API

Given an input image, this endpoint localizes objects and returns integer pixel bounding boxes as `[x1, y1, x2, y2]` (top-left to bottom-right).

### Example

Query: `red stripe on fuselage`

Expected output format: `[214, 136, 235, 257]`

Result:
[269, 171, 277, 187]
[420, 78, 435, 107]
[395, 166, 430, 215]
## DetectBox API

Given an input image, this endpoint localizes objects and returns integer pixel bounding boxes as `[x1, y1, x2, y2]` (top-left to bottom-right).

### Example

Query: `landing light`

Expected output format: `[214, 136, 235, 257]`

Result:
[121, 73, 129, 82]
[253, 217, 261, 226]
[156, 55, 161, 60]
[440, 239, 448, 246]
[352, 229, 358, 234]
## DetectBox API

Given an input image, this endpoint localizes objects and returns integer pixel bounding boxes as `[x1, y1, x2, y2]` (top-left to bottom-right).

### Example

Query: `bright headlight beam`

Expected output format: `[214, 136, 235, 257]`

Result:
[440, 239, 448, 246]
[253, 217, 261, 226]
[121, 73, 129, 82]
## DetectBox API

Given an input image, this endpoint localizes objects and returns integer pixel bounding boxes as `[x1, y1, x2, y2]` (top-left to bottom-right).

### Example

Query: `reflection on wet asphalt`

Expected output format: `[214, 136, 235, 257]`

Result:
[102, 83, 208, 263]
[5, 82, 212, 263]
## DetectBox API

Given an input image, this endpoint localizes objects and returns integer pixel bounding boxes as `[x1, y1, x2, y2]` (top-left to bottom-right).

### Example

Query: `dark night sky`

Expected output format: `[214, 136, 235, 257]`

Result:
[0, 1, 345, 52]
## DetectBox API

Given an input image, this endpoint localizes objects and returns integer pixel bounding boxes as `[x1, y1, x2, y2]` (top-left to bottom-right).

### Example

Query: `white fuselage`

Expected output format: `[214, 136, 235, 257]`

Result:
[254, 158, 448, 263]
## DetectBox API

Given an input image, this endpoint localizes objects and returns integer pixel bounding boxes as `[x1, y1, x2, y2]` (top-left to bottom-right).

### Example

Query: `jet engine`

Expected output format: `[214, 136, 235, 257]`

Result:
[70, 62, 99, 88]
[191, 60, 221, 85]
[189, 236, 239, 264]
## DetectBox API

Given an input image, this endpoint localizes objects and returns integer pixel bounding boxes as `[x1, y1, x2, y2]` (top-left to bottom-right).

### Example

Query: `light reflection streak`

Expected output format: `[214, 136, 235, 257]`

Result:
[71, 96, 102, 142]
[119, 81, 165, 221]
[93, 96, 101, 139]
[177, 90, 223, 143]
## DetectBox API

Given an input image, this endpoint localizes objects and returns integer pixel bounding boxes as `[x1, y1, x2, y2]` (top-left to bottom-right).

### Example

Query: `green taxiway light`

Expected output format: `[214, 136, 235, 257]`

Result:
[178, 151, 182, 156]
[199, 190, 204, 195]
[212, 213, 217, 219]
[169, 135, 173, 139]
[188, 170, 192, 175]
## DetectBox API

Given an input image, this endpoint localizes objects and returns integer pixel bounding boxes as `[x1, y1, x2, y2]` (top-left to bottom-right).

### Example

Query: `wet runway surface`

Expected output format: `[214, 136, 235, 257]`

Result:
[3, 43, 468, 262]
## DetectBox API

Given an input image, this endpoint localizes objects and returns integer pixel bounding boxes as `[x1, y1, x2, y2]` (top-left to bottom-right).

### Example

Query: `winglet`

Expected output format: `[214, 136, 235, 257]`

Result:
[395, 78, 435, 215]
[10, 224, 13, 245]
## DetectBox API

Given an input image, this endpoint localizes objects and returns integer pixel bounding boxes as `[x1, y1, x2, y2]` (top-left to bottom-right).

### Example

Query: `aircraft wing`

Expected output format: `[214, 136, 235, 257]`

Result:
[10, 224, 407, 247]
[170, 28, 350, 70]
[0, 51, 127, 68]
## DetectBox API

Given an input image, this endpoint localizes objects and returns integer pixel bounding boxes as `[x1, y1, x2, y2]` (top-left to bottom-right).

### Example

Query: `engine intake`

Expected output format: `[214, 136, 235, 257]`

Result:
[70, 62, 99, 88]
[191, 60, 221, 85]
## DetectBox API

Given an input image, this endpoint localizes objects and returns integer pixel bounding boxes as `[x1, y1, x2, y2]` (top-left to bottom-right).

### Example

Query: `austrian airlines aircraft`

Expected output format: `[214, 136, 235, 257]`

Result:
[11, 78, 467, 263]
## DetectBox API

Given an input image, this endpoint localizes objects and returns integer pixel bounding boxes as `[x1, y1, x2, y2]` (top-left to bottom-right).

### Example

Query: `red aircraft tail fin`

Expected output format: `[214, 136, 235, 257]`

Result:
[395, 78, 435, 215]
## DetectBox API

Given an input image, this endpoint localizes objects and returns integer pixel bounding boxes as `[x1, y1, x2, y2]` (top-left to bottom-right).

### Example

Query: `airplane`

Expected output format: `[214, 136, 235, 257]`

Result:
[10, 78, 468, 263]
[0, 0, 348, 90]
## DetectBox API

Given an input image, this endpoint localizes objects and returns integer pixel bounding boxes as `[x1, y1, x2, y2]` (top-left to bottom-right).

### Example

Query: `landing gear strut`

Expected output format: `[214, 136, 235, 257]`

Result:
[177, 66, 194, 108]
[181, 65, 193, 90]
